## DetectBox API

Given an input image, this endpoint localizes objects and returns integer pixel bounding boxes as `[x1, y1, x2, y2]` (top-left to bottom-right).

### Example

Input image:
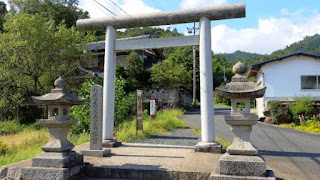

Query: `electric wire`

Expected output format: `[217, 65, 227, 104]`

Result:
[102, 0, 124, 16]
[92, 0, 117, 16]
[109, 0, 128, 15]
[91, 0, 109, 16]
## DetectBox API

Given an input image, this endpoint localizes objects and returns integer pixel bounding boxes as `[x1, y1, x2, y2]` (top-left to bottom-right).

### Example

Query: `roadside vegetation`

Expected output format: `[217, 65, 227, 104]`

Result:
[265, 95, 320, 134]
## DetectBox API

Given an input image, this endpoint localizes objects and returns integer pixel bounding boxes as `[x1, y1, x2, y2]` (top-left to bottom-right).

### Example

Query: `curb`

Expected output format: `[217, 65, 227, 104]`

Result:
[257, 121, 320, 136]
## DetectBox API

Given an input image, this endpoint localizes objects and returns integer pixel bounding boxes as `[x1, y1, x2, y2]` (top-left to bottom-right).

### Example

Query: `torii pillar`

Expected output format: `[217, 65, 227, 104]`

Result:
[76, 4, 245, 150]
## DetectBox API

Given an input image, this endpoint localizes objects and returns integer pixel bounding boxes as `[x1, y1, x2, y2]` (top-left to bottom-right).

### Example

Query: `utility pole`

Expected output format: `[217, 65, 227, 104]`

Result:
[188, 22, 199, 104]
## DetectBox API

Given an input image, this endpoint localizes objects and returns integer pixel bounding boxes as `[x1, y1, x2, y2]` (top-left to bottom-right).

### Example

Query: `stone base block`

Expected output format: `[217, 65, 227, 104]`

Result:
[219, 154, 266, 176]
[195, 142, 222, 153]
[103, 139, 122, 148]
[22, 164, 84, 180]
[32, 151, 83, 168]
[210, 170, 276, 180]
[80, 148, 111, 157]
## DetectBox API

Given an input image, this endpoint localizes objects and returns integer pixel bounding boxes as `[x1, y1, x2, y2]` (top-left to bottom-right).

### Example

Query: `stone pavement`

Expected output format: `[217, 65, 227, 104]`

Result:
[1, 142, 221, 180]
[75, 142, 221, 179]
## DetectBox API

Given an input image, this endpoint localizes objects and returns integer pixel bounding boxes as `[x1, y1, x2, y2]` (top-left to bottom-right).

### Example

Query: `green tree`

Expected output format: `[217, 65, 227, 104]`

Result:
[9, 0, 89, 27]
[150, 59, 191, 88]
[0, 1, 7, 32]
[0, 14, 94, 120]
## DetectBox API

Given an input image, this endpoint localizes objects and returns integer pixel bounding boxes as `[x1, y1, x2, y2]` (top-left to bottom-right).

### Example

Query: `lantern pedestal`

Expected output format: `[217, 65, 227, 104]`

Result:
[195, 142, 222, 153]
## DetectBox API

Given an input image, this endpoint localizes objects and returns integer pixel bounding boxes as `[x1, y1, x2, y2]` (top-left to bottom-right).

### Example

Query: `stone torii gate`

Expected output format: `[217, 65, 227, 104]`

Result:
[76, 4, 245, 151]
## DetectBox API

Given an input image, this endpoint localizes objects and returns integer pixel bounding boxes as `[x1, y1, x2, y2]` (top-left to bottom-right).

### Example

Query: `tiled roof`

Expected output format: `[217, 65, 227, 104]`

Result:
[248, 51, 320, 77]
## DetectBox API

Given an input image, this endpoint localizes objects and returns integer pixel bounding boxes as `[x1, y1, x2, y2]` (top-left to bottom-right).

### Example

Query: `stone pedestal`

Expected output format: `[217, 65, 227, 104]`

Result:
[103, 139, 122, 148]
[195, 142, 222, 153]
[22, 152, 84, 180]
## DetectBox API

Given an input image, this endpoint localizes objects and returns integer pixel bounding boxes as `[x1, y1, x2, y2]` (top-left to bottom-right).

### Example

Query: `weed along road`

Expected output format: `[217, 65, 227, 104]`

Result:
[181, 106, 320, 180]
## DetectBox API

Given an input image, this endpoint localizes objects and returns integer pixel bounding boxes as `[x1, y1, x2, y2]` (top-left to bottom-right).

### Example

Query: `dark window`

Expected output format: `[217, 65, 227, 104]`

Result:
[301, 76, 317, 89]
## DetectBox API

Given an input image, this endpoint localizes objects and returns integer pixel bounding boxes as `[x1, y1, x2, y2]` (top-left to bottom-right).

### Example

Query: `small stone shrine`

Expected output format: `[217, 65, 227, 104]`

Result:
[22, 76, 86, 180]
[211, 62, 276, 179]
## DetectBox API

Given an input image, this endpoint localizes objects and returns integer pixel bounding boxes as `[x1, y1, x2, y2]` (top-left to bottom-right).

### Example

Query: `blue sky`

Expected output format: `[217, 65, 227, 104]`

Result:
[3, 0, 320, 54]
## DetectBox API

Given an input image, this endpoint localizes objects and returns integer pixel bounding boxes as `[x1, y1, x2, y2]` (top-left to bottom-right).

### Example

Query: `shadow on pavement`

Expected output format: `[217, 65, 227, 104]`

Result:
[259, 150, 320, 165]
[150, 135, 199, 140]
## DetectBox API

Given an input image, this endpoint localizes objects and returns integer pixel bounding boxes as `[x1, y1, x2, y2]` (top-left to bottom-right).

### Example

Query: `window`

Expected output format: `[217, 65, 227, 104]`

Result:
[301, 76, 320, 89]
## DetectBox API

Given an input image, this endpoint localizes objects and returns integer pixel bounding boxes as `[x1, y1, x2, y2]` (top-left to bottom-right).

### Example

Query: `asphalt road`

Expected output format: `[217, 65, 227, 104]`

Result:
[181, 107, 320, 180]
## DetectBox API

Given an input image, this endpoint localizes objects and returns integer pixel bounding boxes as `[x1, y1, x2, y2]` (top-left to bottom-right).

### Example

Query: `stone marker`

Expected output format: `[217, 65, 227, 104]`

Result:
[22, 76, 86, 180]
[211, 62, 275, 179]
[81, 84, 111, 157]
[136, 90, 143, 135]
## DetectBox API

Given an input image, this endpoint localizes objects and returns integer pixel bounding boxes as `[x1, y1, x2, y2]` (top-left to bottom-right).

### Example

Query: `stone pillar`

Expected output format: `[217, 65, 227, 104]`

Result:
[102, 25, 121, 147]
[81, 84, 111, 156]
[195, 17, 221, 153]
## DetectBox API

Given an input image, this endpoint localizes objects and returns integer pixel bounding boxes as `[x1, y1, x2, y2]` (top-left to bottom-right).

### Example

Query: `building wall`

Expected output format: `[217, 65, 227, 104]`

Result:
[256, 55, 320, 117]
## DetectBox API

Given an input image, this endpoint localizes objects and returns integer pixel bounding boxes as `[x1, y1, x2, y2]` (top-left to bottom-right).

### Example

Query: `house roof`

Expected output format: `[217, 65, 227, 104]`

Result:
[88, 34, 152, 51]
[248, 51, 320, 77]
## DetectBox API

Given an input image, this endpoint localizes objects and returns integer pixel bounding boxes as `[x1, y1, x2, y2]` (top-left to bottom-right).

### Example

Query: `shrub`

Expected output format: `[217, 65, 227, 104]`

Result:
[289, 95, 315, 124]
[0, 141, 9, 156]
[70, 77, 136, 134]
[0, 121, 25, 135]
[265, 101, 292, 124]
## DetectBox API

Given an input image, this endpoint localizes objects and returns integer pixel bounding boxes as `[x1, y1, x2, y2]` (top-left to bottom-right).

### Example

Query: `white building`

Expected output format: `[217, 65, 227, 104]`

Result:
[248, 51, 320, 118]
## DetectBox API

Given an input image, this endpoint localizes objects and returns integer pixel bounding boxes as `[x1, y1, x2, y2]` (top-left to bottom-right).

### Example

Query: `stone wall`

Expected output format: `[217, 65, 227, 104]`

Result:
[141, 88, 192, 109]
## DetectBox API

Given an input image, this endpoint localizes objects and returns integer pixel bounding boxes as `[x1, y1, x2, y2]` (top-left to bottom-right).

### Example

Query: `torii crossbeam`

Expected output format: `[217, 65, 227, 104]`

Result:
[76, 3, 245, 151]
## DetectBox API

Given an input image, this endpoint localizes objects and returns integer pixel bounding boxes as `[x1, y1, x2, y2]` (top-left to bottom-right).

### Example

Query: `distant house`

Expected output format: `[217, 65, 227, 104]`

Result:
[88, 34, 165, 75]
[248, 51, 320, 118]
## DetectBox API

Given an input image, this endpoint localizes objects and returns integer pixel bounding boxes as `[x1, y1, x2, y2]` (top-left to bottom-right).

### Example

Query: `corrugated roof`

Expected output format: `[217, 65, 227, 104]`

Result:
[248, 51, 320, 77]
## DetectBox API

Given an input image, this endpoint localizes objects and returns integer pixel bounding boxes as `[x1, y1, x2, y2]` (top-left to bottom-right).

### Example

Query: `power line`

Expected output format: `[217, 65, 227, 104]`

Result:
[183, 0, 190, 9]
[92, 0, 117, 16]
[91, 0, 109, 16]
[102, 0, 124, 16]
[109, 0, 128, 15]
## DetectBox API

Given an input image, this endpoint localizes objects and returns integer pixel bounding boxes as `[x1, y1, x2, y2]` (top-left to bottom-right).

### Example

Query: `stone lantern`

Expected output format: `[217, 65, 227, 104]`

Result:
[22, 76, 86, 180]
[32, 76, 86, 152]
[211, 62, 275, 179]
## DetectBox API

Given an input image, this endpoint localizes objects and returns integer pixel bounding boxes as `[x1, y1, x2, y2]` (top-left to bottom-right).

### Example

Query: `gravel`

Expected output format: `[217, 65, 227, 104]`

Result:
[131, 128, 200, 146]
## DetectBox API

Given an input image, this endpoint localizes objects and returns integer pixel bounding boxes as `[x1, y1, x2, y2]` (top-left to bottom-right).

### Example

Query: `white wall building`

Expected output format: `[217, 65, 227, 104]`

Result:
[248, 51, 320, 118]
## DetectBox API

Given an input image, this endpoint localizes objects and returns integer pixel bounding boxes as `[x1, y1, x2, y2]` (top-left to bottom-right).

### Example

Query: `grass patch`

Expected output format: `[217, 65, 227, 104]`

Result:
[214, 103, 231, 108]
[280, 121, 320, 134]
[115, 109, 188, 142]
[192, 128, 231, 149]
[0, 127, 90, 167]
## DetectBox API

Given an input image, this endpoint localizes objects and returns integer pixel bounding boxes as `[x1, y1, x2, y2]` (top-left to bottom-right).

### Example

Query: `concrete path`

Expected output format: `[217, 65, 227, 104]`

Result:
[181, 107, 320, 180]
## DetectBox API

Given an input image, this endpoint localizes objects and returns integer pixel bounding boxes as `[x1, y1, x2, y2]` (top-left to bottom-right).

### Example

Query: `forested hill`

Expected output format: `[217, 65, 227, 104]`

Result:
[223, 50, 261, 61]
[221, 33, 320, 65]
[269, 34, 320, 58]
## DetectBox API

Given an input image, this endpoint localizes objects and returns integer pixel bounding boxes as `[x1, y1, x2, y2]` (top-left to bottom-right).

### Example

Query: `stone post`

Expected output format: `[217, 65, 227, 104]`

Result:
[195, 17, 221, 153]
[102, 25, 120, 147]
[81, 84, 111, 156]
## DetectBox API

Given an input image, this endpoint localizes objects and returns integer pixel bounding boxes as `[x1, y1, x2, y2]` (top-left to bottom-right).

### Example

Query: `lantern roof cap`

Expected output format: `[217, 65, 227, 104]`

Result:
[216, 62, 266, 99]
[32, 76, 86, 105]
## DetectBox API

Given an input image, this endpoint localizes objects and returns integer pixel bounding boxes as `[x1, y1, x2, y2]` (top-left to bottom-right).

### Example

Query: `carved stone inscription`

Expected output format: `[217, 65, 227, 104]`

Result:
[90, 84, 103, 150]
[136, 90, 143, 131]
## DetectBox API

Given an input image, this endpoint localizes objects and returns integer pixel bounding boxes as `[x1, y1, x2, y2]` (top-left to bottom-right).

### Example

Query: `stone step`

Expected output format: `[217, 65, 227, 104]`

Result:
[83, 164, 210, 180]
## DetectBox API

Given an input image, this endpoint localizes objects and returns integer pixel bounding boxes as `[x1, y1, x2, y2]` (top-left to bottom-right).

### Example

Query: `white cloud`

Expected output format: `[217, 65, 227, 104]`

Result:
[211, 12, 320, 54]
[80, 0, 161, 18]
[180, 0, 228, 9]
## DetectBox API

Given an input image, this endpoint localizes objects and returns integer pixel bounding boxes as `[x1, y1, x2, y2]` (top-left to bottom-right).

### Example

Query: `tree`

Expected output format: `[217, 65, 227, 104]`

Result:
[9, 0, 89, 27]
[0, 1, 7, 32]
[150, 59, 191, 88]
[0, 14, 94, 120]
